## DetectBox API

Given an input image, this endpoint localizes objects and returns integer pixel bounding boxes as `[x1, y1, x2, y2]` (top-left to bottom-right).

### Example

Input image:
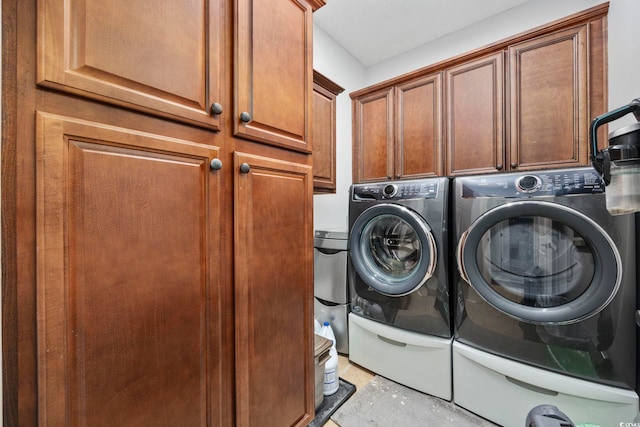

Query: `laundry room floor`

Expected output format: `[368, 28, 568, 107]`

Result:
[326, 355, 498, 427]
[323, 355, 375, 427]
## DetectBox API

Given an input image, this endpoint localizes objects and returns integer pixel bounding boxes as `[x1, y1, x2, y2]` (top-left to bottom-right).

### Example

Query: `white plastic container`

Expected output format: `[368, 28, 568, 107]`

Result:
[605, 162, 640, 215]
[320, 321, 339, 395]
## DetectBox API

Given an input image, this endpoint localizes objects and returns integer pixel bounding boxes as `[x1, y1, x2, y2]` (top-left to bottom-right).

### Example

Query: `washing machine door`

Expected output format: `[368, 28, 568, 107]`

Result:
[457, 200, 621, 325]
[350, 204, 437, 296]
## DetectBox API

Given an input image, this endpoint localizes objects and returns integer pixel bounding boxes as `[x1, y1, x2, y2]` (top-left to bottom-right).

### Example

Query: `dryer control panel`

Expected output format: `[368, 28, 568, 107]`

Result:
[353, 180, 440, 201]
[461, 167, 605, 198]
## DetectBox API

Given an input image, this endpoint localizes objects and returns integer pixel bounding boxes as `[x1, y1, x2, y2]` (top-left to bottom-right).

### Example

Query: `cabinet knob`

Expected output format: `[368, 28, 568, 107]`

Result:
[239, 112, 252, 123]
[210, 158, 223, 171]
[510, 162, 518, 169]
[496, 164, 503, 170]
[210, 103, 223, 115]
[240, 163, 251, 173]
[387, 175, 392, 180]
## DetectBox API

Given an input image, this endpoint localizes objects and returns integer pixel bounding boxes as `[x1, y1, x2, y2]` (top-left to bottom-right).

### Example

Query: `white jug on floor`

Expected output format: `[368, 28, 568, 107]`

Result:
[320, 321, 339, 395]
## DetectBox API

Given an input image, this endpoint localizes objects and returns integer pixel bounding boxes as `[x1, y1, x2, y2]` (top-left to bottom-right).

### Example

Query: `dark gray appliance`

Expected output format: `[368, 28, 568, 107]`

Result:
[314, 230, 349, 354]
[452, 167, 638, 426]
[347, 177, 452, 400]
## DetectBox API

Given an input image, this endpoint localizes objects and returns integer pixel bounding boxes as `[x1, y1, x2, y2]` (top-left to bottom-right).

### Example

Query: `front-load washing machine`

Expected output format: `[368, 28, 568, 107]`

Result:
[348, 177, 452, 400]
[452, 167, 638, 426]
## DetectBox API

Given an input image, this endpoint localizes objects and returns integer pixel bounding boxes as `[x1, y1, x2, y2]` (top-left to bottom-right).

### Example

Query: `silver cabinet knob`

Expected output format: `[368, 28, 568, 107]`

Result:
[510, 162, 517, 169]
[210, 158, 223, 170]
[496, 164, 503, 170]
[240, 163, 251, 173]
[239, 112, 251, 123]
[210, 103, 223, 115]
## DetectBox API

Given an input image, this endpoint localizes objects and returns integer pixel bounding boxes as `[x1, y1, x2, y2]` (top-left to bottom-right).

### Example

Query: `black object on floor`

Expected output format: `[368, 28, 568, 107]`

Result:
[309, 378, 356, 427]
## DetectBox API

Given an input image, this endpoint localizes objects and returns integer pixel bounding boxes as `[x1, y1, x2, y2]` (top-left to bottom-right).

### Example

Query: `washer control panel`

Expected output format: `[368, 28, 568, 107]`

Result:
[461, 167, 605, 198]
[353, 180, 440, 200]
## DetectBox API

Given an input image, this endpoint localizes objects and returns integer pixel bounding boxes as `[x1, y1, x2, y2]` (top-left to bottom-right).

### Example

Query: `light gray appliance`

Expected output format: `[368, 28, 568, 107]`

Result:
[314, 230, 349, 354]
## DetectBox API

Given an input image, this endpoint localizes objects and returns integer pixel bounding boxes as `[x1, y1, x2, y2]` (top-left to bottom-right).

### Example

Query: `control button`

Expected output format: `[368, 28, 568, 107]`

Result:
[383, 184, 397, 198]
[516, 175, 542, 193]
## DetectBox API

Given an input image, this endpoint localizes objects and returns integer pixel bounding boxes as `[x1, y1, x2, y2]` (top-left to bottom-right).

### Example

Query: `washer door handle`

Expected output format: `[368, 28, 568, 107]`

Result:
[456, 229, 471, 284]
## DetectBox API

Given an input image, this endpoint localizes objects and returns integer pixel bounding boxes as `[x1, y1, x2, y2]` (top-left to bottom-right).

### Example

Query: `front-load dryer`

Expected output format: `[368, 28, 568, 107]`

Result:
[348, 177, 452, 400]
[452, 167, 638, 426]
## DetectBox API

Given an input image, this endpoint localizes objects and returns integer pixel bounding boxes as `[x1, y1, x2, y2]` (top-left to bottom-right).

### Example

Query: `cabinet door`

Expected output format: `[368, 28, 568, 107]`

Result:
[37, 0, 223, 130]
[508, 25, 588, 170]
[234, 152, 314, 427]
[352, 87, 394, 183]
[396, 73, 443, 178]
[445, 52, 505, 175]
[312, 72, 344, 193]
[36, 113, 224, 426]
[235, 0, 313, 153]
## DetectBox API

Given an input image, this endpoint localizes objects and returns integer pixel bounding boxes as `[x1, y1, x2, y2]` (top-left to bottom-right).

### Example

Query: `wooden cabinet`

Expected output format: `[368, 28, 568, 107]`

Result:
[235, 0, 314, 152]
[352, 6, 608, 181]
[352, 73, 443, 183]
[38, 0, 315, 153]
[507, 25, 589, 171]
[446, 52, 505, 175]
[234, 152, 314, 426]
[6, 0, 321, 425]
[37, 0, 225, 131]
[312, 71, 344, 193]
[36, 113, 225, 426]
[446, 24, 596, 176]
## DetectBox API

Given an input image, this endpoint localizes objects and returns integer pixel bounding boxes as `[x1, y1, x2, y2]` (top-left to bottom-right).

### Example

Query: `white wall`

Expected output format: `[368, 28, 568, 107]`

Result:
[313, 26, 365, 232]
[313, 0, 640, 231]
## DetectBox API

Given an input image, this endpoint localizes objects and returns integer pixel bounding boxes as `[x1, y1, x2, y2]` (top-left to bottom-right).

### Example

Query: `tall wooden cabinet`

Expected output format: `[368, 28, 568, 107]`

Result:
[4, 0, 322, 426]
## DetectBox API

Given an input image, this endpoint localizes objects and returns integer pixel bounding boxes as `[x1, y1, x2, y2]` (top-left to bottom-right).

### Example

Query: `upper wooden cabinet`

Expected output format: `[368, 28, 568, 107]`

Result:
[446, 52, 505, 175]
[235, 0, 314, 153]
[37, 0, 224, 131]
[37, 0, 315, 153]
[352, 73, 443, 183]
[352, 5, 608, 181]
[313, 71, 344, 193]
[507, 25, 589, 171]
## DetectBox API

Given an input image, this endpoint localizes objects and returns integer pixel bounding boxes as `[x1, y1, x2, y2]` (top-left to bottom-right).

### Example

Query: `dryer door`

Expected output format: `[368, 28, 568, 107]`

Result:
[457, 200, 621, 325]
[350, 204, 437, 296]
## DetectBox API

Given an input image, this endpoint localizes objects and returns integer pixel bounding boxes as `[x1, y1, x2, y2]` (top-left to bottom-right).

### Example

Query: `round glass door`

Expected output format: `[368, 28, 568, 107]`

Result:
[457, 201, 621, 324]
[350, 204, 437, 296]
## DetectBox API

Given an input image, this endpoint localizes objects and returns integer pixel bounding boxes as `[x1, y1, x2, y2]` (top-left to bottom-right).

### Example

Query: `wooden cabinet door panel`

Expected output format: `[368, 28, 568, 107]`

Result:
[509, 25, 588, 170]
[235, 0, 313, 153]
[312, 83, 335, 191]
[234, 152, 314, 427]
[396, 73, 443, 178]
[36, 113, 223, 426]
[37, 0, 223, 129]
[446, 52, 504, 175]
[353, 88, 394, 183]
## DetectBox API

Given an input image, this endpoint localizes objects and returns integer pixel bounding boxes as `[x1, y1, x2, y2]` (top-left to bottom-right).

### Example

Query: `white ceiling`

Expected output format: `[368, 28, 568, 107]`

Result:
[314, 0, 533, 67]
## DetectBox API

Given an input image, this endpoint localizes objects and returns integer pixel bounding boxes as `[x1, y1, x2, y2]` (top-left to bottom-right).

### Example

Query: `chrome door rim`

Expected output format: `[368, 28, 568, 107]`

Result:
[350, 204, 437, 296]
[457, 200, 621, 324]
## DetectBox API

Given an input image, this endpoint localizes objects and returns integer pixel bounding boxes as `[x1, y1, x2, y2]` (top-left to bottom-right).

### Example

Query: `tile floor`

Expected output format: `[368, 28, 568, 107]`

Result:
[323, 355, 375, 427]
[322, 355, 499, 427]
